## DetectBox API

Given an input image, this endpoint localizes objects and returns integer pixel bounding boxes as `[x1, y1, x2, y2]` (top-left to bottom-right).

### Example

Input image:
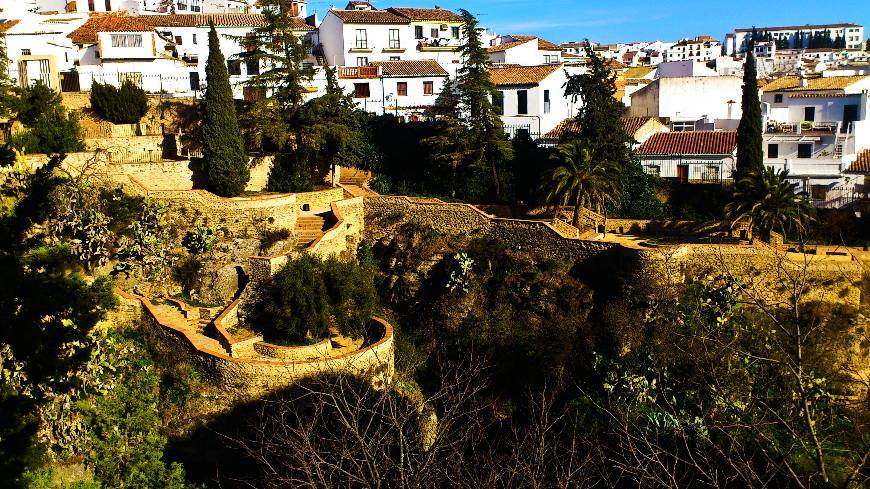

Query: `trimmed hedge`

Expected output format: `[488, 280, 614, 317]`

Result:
[90, 81, 149, 124]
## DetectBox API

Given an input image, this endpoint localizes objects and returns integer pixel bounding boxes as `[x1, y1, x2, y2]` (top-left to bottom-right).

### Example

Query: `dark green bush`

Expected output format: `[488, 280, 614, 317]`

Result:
[9, 106, 84, 154]
[266, 151, 313, 193]
[89, 81, 149, 124]
[253, 254, 377, 345]
[16, 81, 62, 126]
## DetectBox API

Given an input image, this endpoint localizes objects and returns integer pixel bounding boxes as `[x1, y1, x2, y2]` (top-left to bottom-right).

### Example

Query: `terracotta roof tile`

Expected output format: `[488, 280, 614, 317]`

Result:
[68, 15, 154, 44]
[545, 116, 661, 139]
[330, 9, 408, 24]
[623, 116, 655, 136]
[146, 13, 312, 29]
[489, 64, 561, 86]
[0, 19, 20, 33]
[846, 149, 870, 173]
[387, 7, 462, 22]
[371, 59, 448, 77]
[762, 75, 869, 92]
[511, 35, 561, 51]
[487, 38, 531, 53]
[638, 131, 737, 156]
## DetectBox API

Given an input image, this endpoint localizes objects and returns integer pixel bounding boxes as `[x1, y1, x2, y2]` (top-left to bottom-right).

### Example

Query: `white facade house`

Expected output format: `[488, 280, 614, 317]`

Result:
[1, 12, 89, 90]
[489, 64, 576, 136]
[665, 36, 721, 62]
[488, 35, 561, 66]
[725, 23, 865, 56]
[319, 6, 464, 76]
[337, 59, 447, 119]
[629, 76, 743, 131]
[761, 73, 870, 206]
[31, 0, 271, 15]
[637, 131, 737, 183]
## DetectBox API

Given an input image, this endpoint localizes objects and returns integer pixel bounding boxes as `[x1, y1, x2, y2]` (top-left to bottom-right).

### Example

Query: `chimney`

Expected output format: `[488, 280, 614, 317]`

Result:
[799, 67, 809, 87]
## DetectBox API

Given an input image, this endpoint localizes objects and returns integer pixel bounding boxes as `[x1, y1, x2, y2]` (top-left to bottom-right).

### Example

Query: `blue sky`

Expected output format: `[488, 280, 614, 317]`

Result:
[307, 0, 870, 44]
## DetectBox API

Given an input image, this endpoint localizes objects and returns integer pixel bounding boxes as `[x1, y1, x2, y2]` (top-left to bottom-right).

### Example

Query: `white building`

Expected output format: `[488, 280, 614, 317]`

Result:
[1, 12, 89, 90]
[337, 59, 448, 119]
[665, 36, 721, 63]
[488, 35, 561, 66]
[489, 64, 576, 136]
[725, 23, 864, 56]
[629, 76, 743, 131]
[30, 0, 270, 15]
[318, 5, 464, 75]
[761, 73, 870, 206]
[637, 131, 737, 183]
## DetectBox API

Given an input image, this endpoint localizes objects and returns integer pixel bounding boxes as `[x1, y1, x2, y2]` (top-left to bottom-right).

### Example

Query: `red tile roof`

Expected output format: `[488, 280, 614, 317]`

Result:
[371, 59, 448, 77]
[638, 131, 737, 156]
[387, 7, 463, 22]
[330, 9, 409, 24]
[489, 64, 561, 86]
[0, 19, 20, 33]
[68, 15, 155, 44]
[846, 149, 870, 173]
[146, 13, 313, 29]
[546, 116, 663, 139]
[511, 35, 561, 51]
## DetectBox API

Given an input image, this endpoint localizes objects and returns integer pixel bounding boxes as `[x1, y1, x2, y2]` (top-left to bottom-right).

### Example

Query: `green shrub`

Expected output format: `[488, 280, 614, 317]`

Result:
[9, 106, 84, 154]
[253, 254, 378, 344]
[16, 81, 62, 125]
[259, 227, 291, 253]
[181, 224, 217, 255]
[89, 81, 149, 124]
[266, 151, 313, 193]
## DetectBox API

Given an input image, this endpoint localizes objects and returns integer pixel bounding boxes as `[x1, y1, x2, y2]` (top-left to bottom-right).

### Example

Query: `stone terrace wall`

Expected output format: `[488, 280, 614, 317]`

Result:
[604, 219, 729, 237]
[154, 190, 300, 236]
[364, 196, 617, 262]
[119, 291, 395, 394]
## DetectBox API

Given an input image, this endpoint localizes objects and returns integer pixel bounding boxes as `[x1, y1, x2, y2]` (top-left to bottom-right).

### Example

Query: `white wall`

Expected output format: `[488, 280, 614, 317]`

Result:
[629, 76, 743, 122]
[496, 70, 574, 135]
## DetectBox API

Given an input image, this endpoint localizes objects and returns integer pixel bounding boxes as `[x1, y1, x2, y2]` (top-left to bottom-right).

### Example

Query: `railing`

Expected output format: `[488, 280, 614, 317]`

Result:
[640, 159, 735, 183]
[338, 66, 380, 79]
[765, 120, 846, 135]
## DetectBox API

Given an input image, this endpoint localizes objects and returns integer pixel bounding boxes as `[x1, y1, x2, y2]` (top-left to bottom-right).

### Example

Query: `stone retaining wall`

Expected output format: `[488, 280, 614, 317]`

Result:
[364, 196, 616, 262]
[119, 290, 395, 394]
[254, 339, 333, 360]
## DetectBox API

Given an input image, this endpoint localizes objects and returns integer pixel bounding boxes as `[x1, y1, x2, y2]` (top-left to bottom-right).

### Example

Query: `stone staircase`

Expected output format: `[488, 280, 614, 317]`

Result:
[151, 303, 227, 354]
[339, 168, 371, 186]
[295, 213, 330, 250]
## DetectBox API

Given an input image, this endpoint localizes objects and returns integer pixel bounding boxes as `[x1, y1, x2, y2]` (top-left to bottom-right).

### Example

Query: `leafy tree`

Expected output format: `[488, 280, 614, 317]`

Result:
[546, 140, 622, 228]
[253, 254, 377, 344]
[613, 158, 664, 218]
[16, 81, 60, 126]
[735, 51, 763, 177]
[89, 81, 149, 124]
[113, 197, 175, 278]
[241, 0, 314, 151]
[422, 77, 469, 198]
[456, 9, 512, 201]
[725, 167, 814, 242]
[563, 43, 633, 172]
[203, 23, 249, 197]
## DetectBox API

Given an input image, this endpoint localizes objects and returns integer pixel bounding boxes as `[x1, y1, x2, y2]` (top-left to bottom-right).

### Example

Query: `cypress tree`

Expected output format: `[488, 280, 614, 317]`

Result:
[203, 23, 249, 197]
[736, 52, 764, 177]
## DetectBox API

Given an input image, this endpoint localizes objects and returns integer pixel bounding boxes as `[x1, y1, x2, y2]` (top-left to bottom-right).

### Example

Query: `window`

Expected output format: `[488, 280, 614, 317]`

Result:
[451, 26, 460, 39]
[672, 121, 695, 132]
[810, 184, 826, 200]
[355, 29, 368, 49]
[356, 57, 368, 66]
[423, 81, 434, 95]
[798, 143, 813, 158]
[21, 49, 30, 56]
[246, 59, 259, 75]
[175, 35, 183, 45]
[804, 106, 815, 121]
[774, 93, 783, 103]
[192, 34, 197, 44]
[177, 1, 187, 10]
[493, 91, 504, 115]
[415, 26, 424, 39]
[104, 0, 111, 10]
[119, 72, 142, 87]
[227, 60, 242, 75]
[111, 34, 143, 48]
[354, 83, 370, 98]
[768, 143, 779, 158]
[397, 82, 407, 96]
[190, 0, 201, 12]
[243, 87, 266, 102]
[390, 56, 401, 61]
[88, 0, 95, 11]
[189, 71, 200, 91]
[701, 165, 720, 182]
[388, 29, 400, 49]
[430, 28, 439, 38]
[543, 89, 551, 114]
[644, 165, 661, 177]
[517, 90, 528, 115]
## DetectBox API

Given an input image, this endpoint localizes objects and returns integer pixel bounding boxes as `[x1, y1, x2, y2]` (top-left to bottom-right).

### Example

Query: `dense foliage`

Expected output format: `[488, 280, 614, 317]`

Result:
[89, 81, 149, 124]
[203, 24, 250, 197]
[736, 52, 764, 176]
[7, 83, 84, 154]
[251, 254, 377, 344]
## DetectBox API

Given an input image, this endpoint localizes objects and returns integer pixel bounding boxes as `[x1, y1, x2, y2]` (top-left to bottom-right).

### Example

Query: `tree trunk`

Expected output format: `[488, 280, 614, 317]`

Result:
[490, 158, 501, 201]
[572, 195, 581, 229]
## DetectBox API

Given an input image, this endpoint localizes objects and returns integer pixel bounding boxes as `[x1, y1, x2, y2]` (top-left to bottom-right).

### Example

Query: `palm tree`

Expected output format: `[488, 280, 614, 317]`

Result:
[546, 140, 622, 229]
[725, 167, 815, 242]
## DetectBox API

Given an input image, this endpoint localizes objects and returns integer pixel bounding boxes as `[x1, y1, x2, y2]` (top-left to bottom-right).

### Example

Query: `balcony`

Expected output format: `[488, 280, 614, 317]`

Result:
[338, 66, 380, 79]
[765, 120, 843, 135]
[349, 44, 373, 53]
[418, 38, 461, 51]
